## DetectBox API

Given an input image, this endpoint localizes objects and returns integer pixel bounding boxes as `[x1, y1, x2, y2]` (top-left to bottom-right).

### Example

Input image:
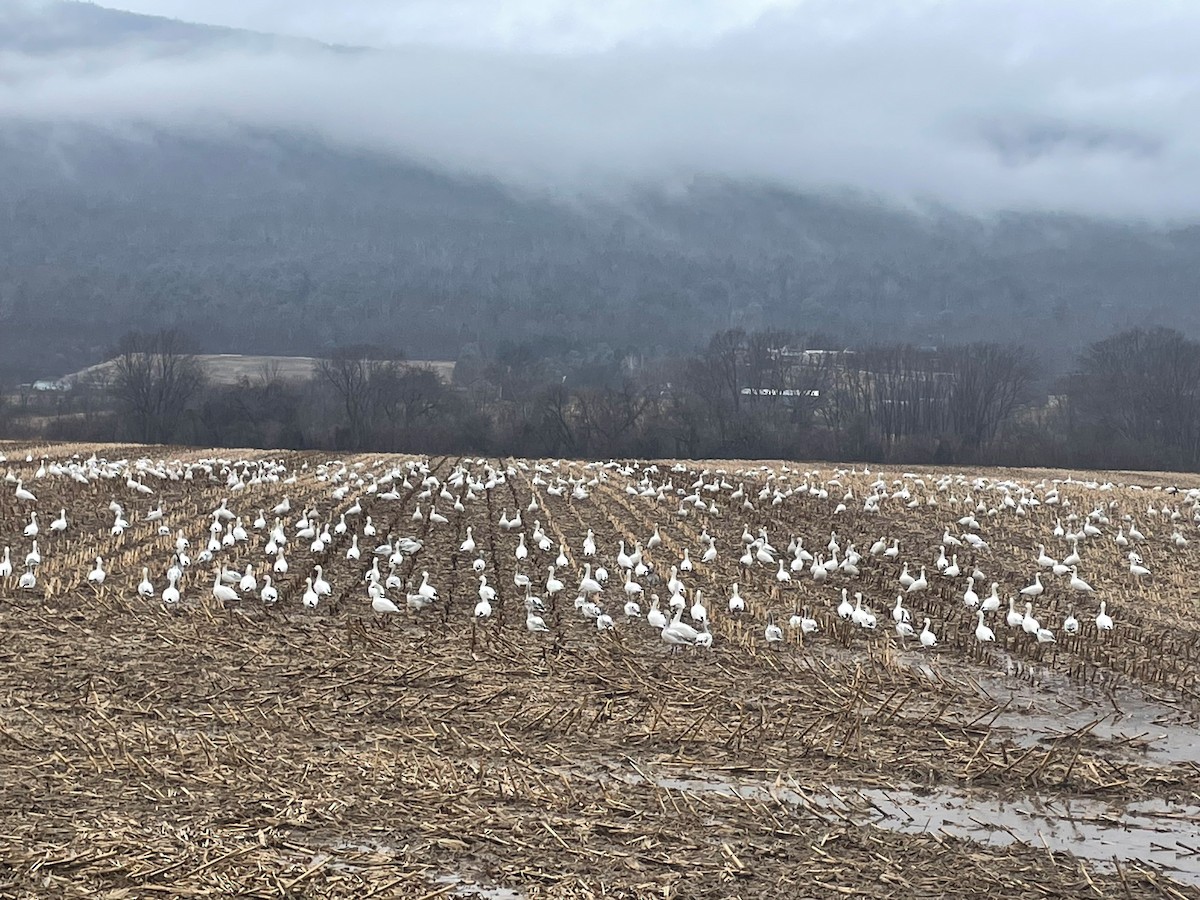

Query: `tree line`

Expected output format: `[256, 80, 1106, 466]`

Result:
[4, 325, 1200, 473]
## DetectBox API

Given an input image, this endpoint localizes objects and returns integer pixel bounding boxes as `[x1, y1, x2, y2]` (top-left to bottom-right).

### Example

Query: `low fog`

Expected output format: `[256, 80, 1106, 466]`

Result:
[1, 0, 1198, 219]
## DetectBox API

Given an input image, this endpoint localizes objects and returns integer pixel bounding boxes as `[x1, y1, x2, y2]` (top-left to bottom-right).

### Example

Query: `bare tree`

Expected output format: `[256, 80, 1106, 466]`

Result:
[575, 380, 652, 457]
[946, 343, 1035, 449]
[110, 329, 206, 443]
[1070, 328, 1200, 466]
[388, 366, 448, 430]
[316, 345, 404, 448]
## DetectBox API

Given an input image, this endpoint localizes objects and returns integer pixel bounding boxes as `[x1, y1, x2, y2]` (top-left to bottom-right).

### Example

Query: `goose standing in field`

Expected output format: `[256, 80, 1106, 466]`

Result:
[623, 570, 643, 598]
[87, 557, 106, 585]
[727, 582, 746, 614]
[1128, 556, 1151, 578]
[1062, 608, 1079, 635]
[851, 593, 876, 629]
[478, 575, 496, 606]
[1021, 602, 1041, 636]
[0, 548, 11, 578]
[1069, 567, 1095, 594]
[662, 608, 700, 649]
[22, 512, 38, 538]
[579, 564, 602, 596]
[416, 571, 438, 602]
[906, 566, 928, 593]
[1095, 601, 1114, 631]
[302, 577, 320, 609]
[14, 480, 35, 502]
[764, 616, 784, 647]
[212, 572, 239, 603]
[647, 595, 668, 630]
[238, 564, 257, 593]
[137, 567, 154, 598]
[162, 572, 181, 605]
[1006, 597, 1025, 629]
[975, 610, 995, 643]
[260, 575, 278, 604]
[1020, 574, 1044, 598]
[962, 576, 980, 609]
[372, 593, 401, 616]
[981, 582, 1001, 612]
[799, 608, 819, 636]
[313, 565, 332, 596]
[919, 618, 937, 648]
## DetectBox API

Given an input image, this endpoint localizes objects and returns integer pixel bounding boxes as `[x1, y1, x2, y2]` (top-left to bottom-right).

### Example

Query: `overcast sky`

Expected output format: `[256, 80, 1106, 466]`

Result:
[98, 0, 804, 53]
[5, 0, 1200, 220]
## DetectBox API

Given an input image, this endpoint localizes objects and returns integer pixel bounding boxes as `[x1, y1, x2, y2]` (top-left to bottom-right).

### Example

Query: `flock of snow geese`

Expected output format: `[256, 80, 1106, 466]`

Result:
[3, 448, 1196, 661]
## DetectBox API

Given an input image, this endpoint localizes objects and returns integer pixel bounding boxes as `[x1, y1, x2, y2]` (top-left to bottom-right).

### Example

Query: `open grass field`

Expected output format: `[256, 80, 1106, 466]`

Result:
[1, 442, 1199, 898]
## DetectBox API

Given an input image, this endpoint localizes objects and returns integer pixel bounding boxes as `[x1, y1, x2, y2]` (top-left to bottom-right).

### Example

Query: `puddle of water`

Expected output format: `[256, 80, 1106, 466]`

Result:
[955, 674, 1200, 765]
[998, 703, 1200, 765]
[329, 845, 526, 898]
[860, 789, 1200, 886]
[608, 766, 1200, 886]
[435, 873, 527, 900]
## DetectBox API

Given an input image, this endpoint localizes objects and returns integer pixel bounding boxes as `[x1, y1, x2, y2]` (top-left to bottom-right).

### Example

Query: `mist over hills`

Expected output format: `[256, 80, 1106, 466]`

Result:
[2, 1, 1199, 381]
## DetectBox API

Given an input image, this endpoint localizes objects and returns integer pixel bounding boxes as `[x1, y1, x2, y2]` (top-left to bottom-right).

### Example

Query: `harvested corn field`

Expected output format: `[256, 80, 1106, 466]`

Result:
[1, 443, 1199, 898]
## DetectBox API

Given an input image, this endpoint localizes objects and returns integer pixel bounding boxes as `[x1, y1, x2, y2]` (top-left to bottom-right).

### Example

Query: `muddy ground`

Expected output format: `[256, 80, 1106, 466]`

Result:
[0, 443, 1198, 898]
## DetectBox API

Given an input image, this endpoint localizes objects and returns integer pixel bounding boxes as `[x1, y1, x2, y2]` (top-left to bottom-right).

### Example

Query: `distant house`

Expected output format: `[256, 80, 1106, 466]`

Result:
[740, 387, 821, 398]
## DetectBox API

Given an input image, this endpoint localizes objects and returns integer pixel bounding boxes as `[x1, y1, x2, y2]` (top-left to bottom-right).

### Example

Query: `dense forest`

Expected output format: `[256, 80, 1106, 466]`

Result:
[4, 121, 1200, 385]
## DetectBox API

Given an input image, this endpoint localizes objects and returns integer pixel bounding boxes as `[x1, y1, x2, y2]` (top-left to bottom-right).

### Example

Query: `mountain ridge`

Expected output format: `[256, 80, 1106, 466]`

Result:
[1, 3, 1198, 381]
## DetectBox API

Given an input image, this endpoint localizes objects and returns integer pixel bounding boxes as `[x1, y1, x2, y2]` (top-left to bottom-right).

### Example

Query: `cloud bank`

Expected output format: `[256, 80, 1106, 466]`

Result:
[3, 0, 1200, 220]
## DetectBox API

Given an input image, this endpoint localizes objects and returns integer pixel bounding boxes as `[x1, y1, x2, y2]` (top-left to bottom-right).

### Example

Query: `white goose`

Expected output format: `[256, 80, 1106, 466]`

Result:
[975, 610, 995, 643]
[162, 572, 181, 605]
[727, 583, 746, 614]
[1069, 568, 1095, 594]
[212, 572, 240, 603]
[919, 618, 937, 648]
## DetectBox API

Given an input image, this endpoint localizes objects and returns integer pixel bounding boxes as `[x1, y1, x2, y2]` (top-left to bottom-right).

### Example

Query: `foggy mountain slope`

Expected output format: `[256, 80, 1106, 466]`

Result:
[0, 0, 312, 53]
[2, 3, 1200, 380]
